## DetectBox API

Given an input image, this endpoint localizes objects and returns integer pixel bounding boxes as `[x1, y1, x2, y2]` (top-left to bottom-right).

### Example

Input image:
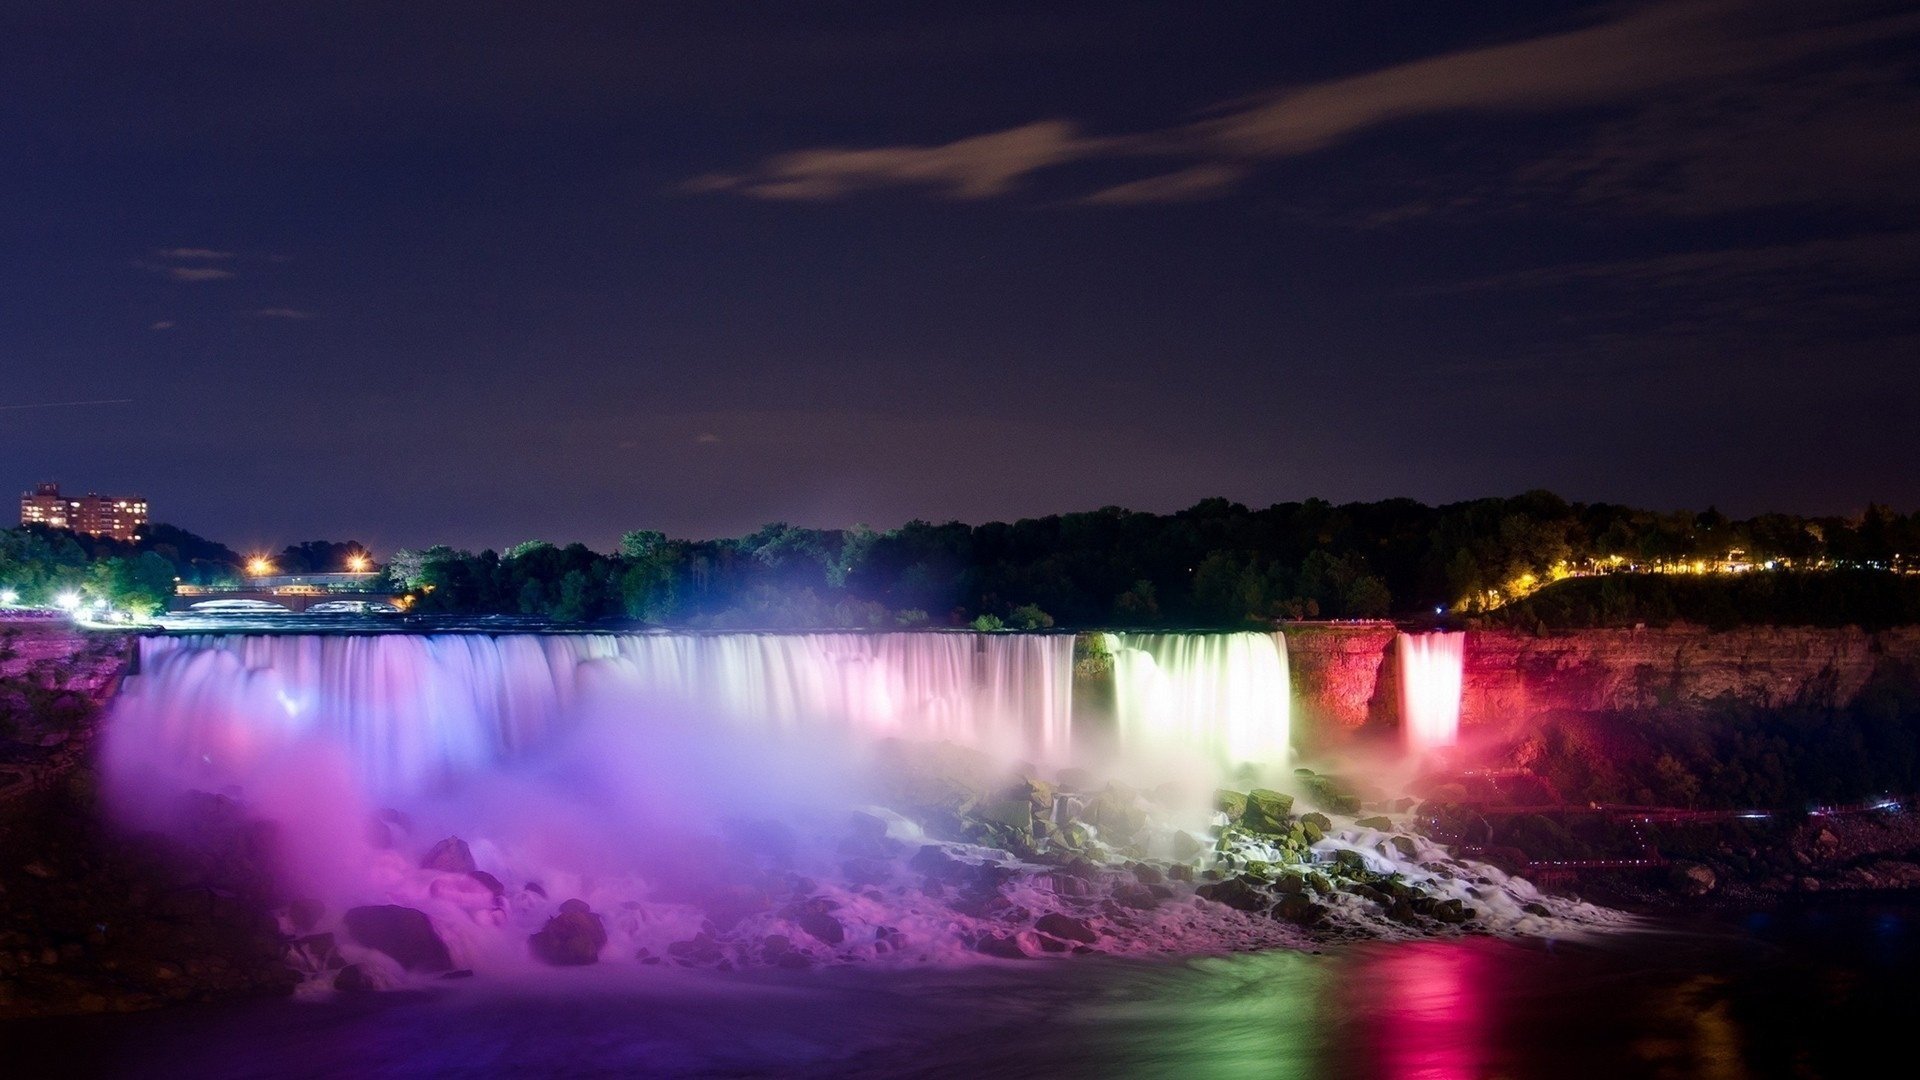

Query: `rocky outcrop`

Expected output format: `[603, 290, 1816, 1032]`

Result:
[342, 905, 453, 972]
[528, 899, 607, 966]
[1286, 623, 1920, 739]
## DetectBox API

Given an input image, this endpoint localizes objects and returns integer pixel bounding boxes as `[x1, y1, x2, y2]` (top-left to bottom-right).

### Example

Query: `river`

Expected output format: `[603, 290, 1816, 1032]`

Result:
[8, 899, 1912, 1078]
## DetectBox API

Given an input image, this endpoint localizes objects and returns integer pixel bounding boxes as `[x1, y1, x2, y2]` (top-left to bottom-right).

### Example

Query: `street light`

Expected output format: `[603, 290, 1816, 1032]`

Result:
[246, 556, 275, 577]
[55, 591, 81, 611]
[346, 553, 372, 573]
[0, 588, 17, 606]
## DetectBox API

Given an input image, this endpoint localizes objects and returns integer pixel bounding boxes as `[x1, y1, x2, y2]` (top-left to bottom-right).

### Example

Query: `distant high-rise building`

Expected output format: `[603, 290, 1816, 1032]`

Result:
[19, 482, 149, 542]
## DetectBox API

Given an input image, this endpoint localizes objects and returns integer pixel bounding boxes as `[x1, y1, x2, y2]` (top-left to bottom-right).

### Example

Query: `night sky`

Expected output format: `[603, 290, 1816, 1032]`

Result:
[3, 1, 1917, 554]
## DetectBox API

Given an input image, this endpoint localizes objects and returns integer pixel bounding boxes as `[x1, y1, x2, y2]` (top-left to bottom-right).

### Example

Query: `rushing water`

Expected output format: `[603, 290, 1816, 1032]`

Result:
[1105, 632, 1292, 772]
[1397, 631, 1465, 754]
[120, 632, 1081, 792]
[9, 900, 1917, 1078]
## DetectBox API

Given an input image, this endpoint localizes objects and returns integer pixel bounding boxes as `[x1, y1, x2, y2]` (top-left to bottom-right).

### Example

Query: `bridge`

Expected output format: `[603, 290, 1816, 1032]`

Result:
[169, 573, 405, 614]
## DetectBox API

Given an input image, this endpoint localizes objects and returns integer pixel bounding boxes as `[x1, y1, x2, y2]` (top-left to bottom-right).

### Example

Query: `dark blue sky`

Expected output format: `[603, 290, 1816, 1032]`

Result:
[3, 1, 1917, 554]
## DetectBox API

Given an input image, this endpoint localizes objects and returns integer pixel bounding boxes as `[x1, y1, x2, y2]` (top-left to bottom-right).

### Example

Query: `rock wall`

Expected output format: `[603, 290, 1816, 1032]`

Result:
[1283, 622, 1920, 743]
[0, 617, 131, 702]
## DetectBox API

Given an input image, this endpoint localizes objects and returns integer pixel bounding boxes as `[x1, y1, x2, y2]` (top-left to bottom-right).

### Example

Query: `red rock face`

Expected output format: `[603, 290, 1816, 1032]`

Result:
[1287, 623, 1920, 745]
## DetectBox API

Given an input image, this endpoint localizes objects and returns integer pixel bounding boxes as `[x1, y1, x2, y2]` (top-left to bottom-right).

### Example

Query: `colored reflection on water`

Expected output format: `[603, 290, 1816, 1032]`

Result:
[10, 908, 1920, 1079]
[1354, 943, 1489, 1080]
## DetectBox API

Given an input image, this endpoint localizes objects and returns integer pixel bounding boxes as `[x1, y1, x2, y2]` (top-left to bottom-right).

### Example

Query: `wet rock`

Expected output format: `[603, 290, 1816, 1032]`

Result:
[1355, 815, 1394, 831]
[1130, 863, 1165, 885]
[1241, 789, 1295, 835]
[1522, 901, 1552, 917]
[1214, 789, 1249, 821]
[529, 899, 607, 966]
[287, 933, 344, 973]
[794, 907, 845, 946]
[874, 925, 908, 953]
[974, 934, 1027, 959]
[1389, 836, 1419, 861]
[1273, 892, 1327, 926]
[1034, 913, 1098, 944]
[1086, 788, 1148, 843]
[1170, 830, 1207, 861]
[667, 933, 724, 965]
[287, 897, 325, 933]
[420, 837, 475, 874]
[333, 963, 392, 993]
[469, 870, 505, 898]
[841, 857, 893, 886]
[847, 811, 890, 841]
[343, 905, 452, 973]
[1299, 812, 1332, 834]
[909, 845, 967, 884]
[1671, 863, 1717, 897]
[975, 796, 1035, 834]
[1110, 883, 1161, 911]
[1195, 875, 1269, 913]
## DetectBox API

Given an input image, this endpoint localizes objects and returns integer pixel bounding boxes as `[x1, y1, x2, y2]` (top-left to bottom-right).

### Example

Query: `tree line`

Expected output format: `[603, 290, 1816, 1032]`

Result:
[387, 494, 1920, 628]
[5, 493, 1915, 625]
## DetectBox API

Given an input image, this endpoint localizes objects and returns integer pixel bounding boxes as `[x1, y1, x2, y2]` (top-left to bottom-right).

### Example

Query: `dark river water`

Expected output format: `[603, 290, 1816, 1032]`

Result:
[8, 900, 1915, 1079]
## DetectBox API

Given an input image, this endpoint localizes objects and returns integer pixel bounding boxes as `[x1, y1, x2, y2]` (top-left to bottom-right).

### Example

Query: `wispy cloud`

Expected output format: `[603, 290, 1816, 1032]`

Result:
[155, 247, 234, 260]
[253, 307, 315, 319]
[694, 1, 1920, 205]
[161, 265, 235, 282]
[149, 320, 175, 331]
[1080, 164, 1248, 206]
[690, 120, 1101, 200]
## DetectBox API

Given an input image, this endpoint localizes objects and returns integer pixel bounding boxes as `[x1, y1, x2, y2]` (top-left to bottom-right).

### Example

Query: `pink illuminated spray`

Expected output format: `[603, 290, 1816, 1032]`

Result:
[1398, 631, 1465, 753]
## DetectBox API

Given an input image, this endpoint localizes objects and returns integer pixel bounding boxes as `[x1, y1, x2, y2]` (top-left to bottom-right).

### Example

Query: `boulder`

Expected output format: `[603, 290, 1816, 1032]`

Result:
[1672, 863, 1718, 897]
[333, 963, 394, 993]
[974, 934, 1028, 959]
[1272, 892, 1326, 926]
[287, 897, 325, 933]
[469, 870, 506, 898]
[1169, 830, 1207, 861]
[974, 797, 1035, 834]
[343, 905, 453, 972]
[795, 908, 845, 946]
[1214, 789, 1249, 821]
[841, 857, 893, 886]
[909, 845, 968, 883]
[1389, 836, 1419, 861]
[1110, 883, 1161, 911]
[1034, 913, 1099, 944]
[1086, 789, 1148, 843]
[529, 899, 607, 965]
[1241, 789, 1295, 835]
[421, 837, 476, 874]
[1195, 875, 1269, 913]
[1355, 815, 1393, 831]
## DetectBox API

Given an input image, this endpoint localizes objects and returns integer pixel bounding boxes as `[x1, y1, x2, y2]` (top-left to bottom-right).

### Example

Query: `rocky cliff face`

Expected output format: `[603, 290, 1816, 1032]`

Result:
[0, 618, 130, 703]
[1459, 626, 1920, 730]
[1284, 623, 1920, 742]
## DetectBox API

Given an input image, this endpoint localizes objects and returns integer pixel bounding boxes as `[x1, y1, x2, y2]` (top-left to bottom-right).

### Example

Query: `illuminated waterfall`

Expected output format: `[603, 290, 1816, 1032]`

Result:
[1398, 631, 1465, 752]
[1105, 632, 1291, 770]
[120, 632, 1078, 794]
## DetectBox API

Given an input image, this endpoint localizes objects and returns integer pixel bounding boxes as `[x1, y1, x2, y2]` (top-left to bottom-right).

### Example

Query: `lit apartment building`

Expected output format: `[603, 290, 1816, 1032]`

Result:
[19, 482, 149, 542]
